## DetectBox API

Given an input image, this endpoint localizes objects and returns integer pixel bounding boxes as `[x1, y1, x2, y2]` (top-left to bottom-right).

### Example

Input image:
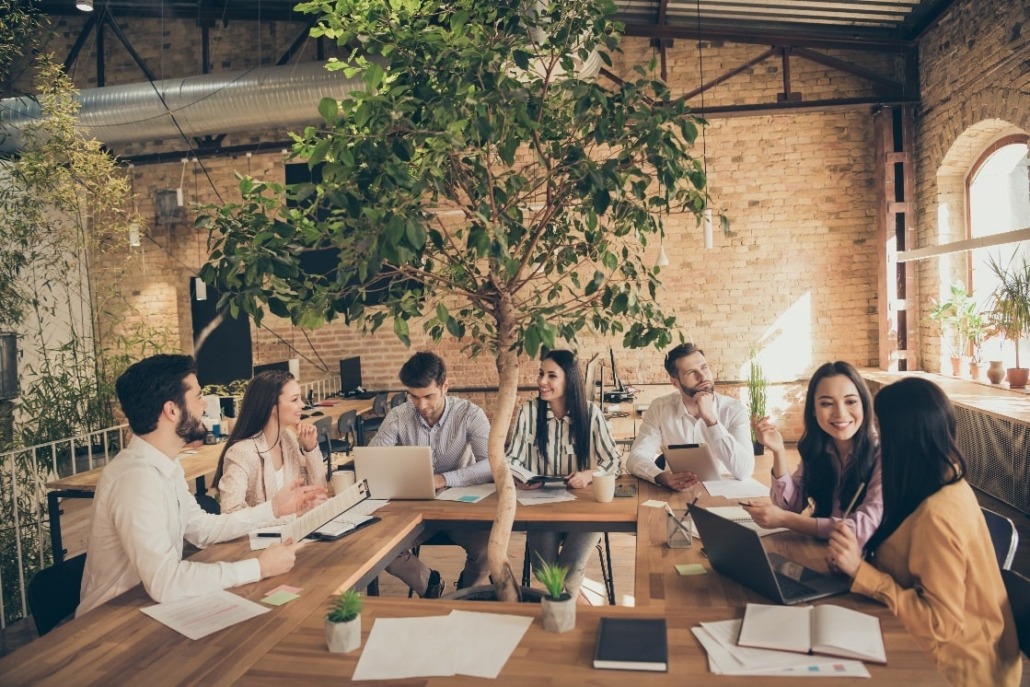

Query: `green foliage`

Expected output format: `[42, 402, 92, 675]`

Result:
[533, 554, 570, 600]
[201, 378, 251, 398]
[746, 349, 767, 441]
[0, 0, 40, 88]
[326, 589, 362, 623]
[986, 252, 1030, 369]
[200, 0, 709, 359]
[928, 282, 986, 360]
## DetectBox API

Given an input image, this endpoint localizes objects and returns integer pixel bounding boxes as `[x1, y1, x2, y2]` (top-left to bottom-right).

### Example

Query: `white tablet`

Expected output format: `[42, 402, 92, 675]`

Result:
[662, 443, 722, 482]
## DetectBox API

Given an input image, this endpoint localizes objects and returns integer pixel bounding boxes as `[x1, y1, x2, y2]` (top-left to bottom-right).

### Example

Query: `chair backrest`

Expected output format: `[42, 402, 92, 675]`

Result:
[390, 392, 407, 409]
[313, 415, 333, 452]
[336, 410, 358, 439]
[1002, 568, 1030, 657]
[372, 392, 389, 416]
[28, 553, 87, 636]
[982, 507, 1019, 570]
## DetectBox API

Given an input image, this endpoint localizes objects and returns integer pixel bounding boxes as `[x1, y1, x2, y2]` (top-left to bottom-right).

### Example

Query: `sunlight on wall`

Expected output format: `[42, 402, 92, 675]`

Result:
[737, 291, 812, 383]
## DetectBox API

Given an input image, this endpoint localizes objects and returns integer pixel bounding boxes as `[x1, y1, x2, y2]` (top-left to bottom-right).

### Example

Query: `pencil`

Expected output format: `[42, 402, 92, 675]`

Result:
[841, 482, 866, 520]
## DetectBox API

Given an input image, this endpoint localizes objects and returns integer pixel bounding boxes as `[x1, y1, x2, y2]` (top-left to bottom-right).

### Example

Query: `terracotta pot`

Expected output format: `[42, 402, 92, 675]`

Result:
[1007, 368, 1030, 389]
[987, 361, 1006, 385]
[541, 594, 576, 633]
[969, 361, 982, 381]
[325, 615, 362, 653]
[949, 356, 966, 377]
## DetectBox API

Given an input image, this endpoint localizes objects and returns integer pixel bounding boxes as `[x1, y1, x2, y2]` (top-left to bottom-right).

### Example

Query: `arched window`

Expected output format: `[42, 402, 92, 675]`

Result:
[967, 136, 1030, 368]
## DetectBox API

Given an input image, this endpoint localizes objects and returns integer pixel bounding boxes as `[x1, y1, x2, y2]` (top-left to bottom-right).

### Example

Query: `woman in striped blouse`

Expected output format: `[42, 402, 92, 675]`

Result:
[506, 349, 621, 598]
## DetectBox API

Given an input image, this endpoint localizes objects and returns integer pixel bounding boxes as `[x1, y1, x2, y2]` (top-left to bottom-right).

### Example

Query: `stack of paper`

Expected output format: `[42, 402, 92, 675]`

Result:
[687, 505, 787, 538]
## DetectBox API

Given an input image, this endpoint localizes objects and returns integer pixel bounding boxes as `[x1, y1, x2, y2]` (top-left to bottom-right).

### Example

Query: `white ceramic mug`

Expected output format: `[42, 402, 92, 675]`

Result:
[592, 471, 616, 503]
[330, 469, 356, 496]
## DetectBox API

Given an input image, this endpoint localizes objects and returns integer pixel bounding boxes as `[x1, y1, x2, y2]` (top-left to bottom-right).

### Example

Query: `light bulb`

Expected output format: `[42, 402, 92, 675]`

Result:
[76, 0, 93, 11]
[656, 244, 670, 267]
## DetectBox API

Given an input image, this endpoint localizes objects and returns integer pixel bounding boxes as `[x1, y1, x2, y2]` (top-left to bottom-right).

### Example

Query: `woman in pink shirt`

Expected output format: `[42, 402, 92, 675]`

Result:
[744, 361, 882, 547]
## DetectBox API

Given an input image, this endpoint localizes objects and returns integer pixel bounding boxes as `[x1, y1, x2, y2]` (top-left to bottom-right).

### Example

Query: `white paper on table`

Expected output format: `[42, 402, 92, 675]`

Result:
[703, 477, 770, 499]
[641, 499, 669, 508]
[516, 490, 577, 506]
[140, 590, 270, 640]
[692, 620, 869, 677]
[448, 610, 533, 678]
[353, 616, 456, 680]
[436, 484, 496, 503]
[249, 525, 285, 551]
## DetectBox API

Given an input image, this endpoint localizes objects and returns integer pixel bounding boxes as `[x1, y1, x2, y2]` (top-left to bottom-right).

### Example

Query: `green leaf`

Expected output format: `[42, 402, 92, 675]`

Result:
[318, 97, 338, 125]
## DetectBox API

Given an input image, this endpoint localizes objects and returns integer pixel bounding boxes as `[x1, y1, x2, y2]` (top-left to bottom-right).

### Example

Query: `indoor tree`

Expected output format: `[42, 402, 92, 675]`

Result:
[199, 0, 710, 600]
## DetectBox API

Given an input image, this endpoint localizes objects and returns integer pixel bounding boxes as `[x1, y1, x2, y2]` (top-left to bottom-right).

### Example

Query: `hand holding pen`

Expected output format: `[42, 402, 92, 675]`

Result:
[826, 482, 866, 577]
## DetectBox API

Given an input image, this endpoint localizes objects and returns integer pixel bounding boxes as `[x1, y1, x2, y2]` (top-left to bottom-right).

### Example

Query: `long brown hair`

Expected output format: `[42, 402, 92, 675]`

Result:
[213, 370, 294, 487]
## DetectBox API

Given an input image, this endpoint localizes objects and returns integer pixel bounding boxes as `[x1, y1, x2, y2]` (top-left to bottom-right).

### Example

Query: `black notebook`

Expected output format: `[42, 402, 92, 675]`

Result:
[593, 617, 668, 672]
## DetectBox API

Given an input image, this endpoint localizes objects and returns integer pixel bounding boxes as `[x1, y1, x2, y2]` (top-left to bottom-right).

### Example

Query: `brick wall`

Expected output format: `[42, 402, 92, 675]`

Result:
[912, 0, 1030, 373]
[17, 11, 928, 442]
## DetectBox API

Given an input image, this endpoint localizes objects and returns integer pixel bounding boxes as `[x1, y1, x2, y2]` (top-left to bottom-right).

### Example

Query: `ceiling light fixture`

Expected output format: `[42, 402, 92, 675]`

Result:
[695, 0, 713, 250]
[76, 0, 94, 12]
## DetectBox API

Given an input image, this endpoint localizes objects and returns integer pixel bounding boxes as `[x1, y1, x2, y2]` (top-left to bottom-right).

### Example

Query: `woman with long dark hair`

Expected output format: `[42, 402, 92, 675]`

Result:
[506, 350, 620, 597]
[828, 377, 1021, 686]
[744, 361, 883, 546]
[215, 371, 327, 515]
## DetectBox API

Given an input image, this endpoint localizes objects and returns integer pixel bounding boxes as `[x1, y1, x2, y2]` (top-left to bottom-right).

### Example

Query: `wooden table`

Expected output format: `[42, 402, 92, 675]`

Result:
[44, 398, 374, 562]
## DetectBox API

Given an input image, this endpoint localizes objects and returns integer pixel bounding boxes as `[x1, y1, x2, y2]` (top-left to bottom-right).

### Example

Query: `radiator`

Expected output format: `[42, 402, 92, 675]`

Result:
[954, 405, 1030, 514]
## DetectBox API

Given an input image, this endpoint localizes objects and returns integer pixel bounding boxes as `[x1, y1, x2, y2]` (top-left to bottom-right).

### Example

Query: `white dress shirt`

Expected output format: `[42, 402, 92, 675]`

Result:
[77, 435, 277, 617]
[627, 391, 754, 483]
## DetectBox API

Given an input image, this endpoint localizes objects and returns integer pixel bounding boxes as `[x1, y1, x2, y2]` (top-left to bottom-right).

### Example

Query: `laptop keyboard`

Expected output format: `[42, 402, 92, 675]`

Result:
[776, 573, 818, 600]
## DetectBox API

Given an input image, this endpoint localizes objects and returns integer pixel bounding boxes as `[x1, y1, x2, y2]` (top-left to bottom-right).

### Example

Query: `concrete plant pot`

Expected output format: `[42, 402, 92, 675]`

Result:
[325, 614, 362, 653]
[540, 594, 576, 633]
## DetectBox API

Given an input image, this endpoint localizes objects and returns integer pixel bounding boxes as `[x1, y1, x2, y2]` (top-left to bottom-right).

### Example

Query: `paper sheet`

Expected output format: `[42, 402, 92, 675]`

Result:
[249, 525, 285, 551]
[448, 611, 534, 678]
[436, 484, 496, 503]
[703, 478, 770, 499]
[516, 489, 577, 506]
[140, 591, 270, 640]
[641, 499, 669, 508]
[688, 506, 787, 538]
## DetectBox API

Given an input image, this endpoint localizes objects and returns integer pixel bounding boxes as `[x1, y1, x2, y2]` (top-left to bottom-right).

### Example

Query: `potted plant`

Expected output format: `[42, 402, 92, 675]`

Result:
[929, 283, 979, 376]
[966, 309, 989, 380]
[986, 253, 1030, 389]
[746, 349, 768, 456]
[325, 589, 362, 653]
[534, 557, 575, 633]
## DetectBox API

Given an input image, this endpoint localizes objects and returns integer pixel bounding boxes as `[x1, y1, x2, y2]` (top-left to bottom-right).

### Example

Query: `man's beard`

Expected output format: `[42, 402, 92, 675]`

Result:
[682, 380, 711, 398]
[175, 406, 208, 443]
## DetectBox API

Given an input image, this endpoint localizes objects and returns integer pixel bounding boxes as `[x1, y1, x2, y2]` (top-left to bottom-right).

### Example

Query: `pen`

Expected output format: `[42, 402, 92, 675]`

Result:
[257, 532, 281, 538]
[664, 504, 694, 539]
[841, 482, 867, 520]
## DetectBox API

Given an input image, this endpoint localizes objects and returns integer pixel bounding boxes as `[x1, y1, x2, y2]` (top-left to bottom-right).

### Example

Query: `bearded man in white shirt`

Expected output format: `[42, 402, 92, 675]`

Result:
[627, 343, 755, 491]
[77, 354, 325, 617]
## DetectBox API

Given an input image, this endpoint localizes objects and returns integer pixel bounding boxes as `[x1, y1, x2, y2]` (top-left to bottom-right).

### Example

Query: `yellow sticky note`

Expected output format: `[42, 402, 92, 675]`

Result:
[675, 563, 706, 576]
[261, 590, 300, 606]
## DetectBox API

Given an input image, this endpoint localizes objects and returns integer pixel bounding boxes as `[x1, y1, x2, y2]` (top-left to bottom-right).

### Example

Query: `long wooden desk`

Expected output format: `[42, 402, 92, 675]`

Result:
[4, 469, 947, 685]
[44, 398, 374, 562]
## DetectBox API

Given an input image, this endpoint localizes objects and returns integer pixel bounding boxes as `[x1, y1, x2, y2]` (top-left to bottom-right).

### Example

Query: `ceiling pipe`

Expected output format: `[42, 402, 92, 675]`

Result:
[0, 61, 363, 152]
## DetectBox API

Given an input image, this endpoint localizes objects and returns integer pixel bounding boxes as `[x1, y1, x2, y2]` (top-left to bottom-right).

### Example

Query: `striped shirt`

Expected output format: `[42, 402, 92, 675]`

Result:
[368, 396, 492, 487]
[505, 400, 619, 476]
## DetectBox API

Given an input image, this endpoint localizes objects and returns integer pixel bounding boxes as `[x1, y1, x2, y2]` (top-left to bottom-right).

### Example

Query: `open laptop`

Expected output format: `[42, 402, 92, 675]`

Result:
[353, 446, 437, 499]
[689, 503, 851, 605]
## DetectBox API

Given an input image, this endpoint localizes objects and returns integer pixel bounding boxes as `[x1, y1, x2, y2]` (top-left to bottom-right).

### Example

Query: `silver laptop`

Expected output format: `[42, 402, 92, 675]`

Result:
[689, 503, 851, 605]
[353, 446, 437, 500]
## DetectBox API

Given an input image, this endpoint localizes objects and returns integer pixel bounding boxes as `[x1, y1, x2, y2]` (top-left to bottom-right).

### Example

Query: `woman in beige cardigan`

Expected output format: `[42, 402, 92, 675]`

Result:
[215, 371, 327, 515]
[828, 378, 1021, 687]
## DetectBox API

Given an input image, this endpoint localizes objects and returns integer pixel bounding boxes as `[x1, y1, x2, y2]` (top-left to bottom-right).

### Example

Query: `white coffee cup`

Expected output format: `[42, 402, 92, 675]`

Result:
[330, 469, 356, 496]
[593, 471, 616, 503]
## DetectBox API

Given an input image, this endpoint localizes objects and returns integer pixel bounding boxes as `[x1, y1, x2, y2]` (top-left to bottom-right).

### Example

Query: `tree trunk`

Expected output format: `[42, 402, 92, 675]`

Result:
[488, 291, 520, 602]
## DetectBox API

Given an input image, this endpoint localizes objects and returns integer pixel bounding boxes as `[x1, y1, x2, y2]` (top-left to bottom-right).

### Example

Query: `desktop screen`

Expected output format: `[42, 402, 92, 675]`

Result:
[254, 360, 290, 376]
[339, 357, 362, 395]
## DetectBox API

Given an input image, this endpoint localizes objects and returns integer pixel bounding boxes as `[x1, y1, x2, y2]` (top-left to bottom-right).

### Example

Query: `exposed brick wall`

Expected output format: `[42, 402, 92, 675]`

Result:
[912, 0, 1030, 374]
[15, 10, 954, 443]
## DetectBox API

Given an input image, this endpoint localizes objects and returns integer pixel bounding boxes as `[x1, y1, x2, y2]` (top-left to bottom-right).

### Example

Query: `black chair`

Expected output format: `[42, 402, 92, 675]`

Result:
[358, 392, 390, 446]
[982, 507, 1019, 570]
[390, 392, 407, 409]
[28, 553, 87, 636]
[330, 410, 358, 454]
[1002, 568, 1030, 656]
[195, 493, 221, 514]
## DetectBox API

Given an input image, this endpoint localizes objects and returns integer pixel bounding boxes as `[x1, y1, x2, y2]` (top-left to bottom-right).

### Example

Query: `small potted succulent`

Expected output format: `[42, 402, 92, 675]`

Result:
[325, 589, 362, 653]
[535, 556, 575, 633]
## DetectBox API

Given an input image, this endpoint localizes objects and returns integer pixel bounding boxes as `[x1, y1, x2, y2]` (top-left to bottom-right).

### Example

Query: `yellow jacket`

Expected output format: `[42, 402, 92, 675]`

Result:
[852, 480, 1022, 686]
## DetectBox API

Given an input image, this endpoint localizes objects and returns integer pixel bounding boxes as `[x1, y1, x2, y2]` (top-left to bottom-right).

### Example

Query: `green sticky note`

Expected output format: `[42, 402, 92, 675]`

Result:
[261, 590, 300, 606]
[675, 563, 706, 576]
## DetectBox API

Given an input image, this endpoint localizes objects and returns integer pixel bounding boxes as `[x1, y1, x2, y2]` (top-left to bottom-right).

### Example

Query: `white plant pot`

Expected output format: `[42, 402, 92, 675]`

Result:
[325, 615, 362, 653]
[541, 594, 576, 633]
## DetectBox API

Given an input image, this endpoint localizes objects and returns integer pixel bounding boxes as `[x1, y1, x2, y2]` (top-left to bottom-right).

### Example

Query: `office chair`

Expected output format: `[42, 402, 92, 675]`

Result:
[390, 392, 407, 409]
[982, 507, 1019, 570]
[1002, 569, 1030, 656]
[358, 392, 390, 446]
[313, 416, 335, 476]
[195, 493, 220, 514]
[28, 553, 87, 636]
[329, 410, 358, 454]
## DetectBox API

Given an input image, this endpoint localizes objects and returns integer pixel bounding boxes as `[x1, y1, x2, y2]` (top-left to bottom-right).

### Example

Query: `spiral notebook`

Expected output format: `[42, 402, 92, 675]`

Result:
[687, 505, 786, 538]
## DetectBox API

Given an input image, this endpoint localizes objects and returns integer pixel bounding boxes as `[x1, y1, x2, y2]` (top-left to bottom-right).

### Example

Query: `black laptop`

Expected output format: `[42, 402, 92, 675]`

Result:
[689, 504, 851, 605]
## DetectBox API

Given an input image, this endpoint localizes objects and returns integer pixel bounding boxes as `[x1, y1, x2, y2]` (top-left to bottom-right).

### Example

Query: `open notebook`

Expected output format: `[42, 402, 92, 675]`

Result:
[687, 505, 787, 538]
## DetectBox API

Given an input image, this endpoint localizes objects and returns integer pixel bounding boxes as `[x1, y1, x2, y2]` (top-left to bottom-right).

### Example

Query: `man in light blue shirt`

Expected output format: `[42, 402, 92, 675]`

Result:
[370, 352, 492, 596]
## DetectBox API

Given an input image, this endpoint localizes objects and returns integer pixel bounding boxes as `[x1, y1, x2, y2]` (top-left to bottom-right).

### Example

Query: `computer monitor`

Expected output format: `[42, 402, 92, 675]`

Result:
[339, 357, 363, 396]
[254, 360, 290, 376]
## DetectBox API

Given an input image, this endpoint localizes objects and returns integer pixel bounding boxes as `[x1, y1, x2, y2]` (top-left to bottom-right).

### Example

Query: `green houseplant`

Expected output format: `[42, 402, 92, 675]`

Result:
[986, 253, 1030, 389]
[534, 556, 574, 633]
[928, 282, 980, 376]
[199, 0, 711, 601]
[746, 350, 768, 456]
[325, 589, 363, 653]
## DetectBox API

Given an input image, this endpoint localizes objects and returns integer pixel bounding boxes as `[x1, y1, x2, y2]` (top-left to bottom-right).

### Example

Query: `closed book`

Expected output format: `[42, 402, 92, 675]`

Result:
[593, 617, 668, 672]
